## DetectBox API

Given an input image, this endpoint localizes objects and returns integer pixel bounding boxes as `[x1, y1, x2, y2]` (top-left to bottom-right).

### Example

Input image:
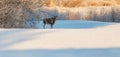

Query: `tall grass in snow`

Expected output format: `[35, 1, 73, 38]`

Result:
[41, 6, 120, 22]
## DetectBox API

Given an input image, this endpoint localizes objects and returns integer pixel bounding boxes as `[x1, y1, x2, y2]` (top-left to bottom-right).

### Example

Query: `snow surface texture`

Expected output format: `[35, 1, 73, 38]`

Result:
[0, 20, 120, 57]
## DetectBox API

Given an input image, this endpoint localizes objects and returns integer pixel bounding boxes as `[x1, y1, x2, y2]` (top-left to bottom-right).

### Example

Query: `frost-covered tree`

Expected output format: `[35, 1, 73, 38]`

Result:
[0, 0, 44, 28]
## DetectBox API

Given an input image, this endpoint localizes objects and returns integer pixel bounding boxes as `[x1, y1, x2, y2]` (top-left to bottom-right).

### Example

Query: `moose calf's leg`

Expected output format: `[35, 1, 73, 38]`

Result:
[51, 24, 53, 29]
[43, 24, 46, 29]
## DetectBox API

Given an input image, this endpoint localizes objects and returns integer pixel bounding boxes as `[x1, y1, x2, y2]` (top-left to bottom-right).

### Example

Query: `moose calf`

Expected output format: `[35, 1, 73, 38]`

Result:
[43, 16, 57, 29]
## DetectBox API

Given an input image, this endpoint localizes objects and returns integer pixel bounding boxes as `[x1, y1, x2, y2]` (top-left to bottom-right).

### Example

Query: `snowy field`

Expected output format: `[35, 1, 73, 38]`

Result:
[0, 20, 120, 57]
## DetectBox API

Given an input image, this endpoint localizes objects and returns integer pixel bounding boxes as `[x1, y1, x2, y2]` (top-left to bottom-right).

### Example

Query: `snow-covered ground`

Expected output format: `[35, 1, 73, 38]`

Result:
[0, 20, 120, 57]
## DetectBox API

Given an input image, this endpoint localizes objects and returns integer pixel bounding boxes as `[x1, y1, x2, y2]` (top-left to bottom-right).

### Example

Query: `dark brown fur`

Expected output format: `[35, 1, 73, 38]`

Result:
[43, 16, 57, 29]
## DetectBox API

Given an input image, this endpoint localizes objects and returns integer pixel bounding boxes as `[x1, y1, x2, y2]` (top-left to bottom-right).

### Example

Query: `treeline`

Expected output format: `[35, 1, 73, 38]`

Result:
[43, 6, 120, 22]
[43, 0, 120, 7]
[0, 0, 43, 28]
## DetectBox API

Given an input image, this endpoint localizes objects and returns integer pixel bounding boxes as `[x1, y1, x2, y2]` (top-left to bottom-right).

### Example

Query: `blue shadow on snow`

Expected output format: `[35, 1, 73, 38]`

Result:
[37, 20, 114, 29]
[0, 48, 120, 57]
